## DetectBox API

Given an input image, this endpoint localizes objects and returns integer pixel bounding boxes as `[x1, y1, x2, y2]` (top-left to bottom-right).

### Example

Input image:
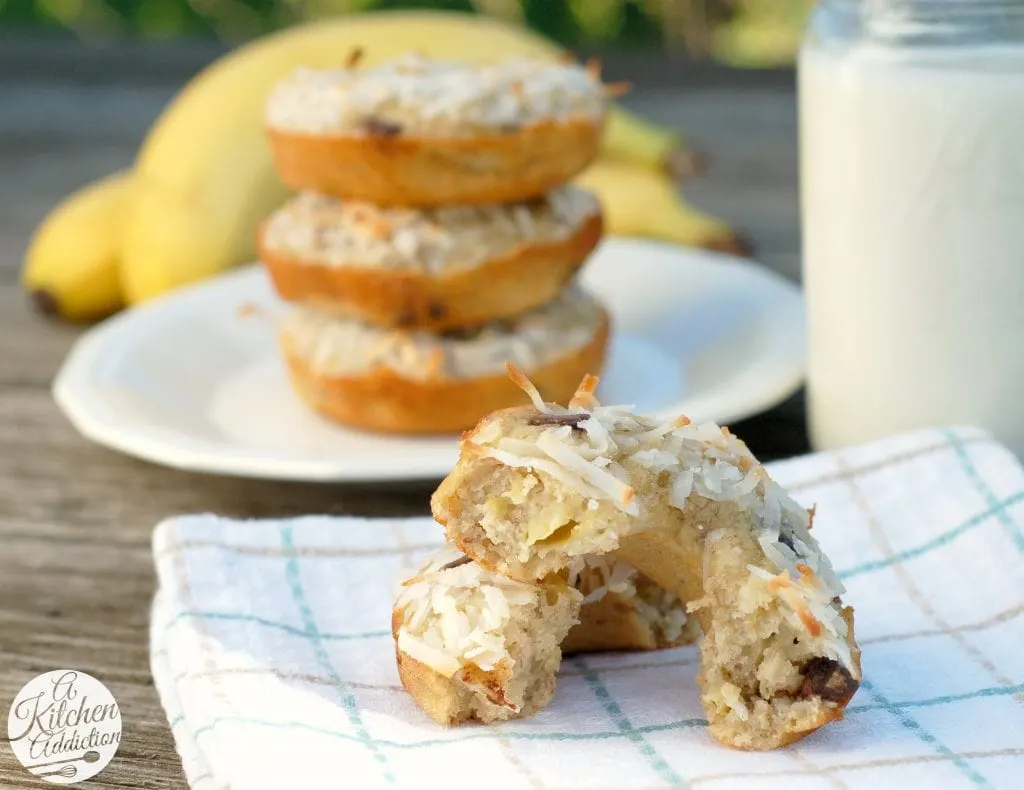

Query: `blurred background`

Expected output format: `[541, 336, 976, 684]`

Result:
[3, 0, 815, 292]
[2, 0, 814, 66]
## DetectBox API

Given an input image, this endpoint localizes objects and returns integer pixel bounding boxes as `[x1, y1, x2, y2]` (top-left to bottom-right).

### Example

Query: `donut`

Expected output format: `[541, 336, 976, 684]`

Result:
[265, 55, 607, 206]
[278, 287, 609, 434]
[393, 549, 693, 726]
[431, 370, 861, 749]
[259, 187, 603, 331]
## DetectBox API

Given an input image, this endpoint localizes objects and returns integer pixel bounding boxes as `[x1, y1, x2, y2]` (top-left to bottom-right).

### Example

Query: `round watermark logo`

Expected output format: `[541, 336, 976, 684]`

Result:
[7, 670, 121, 784]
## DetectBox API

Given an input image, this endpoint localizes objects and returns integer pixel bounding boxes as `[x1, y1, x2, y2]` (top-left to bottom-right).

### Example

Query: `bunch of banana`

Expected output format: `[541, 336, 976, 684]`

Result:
[23, 10, 744, 322]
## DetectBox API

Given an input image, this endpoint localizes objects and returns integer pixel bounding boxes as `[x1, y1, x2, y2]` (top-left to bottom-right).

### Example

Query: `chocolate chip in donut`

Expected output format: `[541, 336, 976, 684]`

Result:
[441, 325, 484, 341]
[799, 657, 859, 704]
[778, 527, 798, 554]
[528, 412, 589, 429]
[361, 116, 403, 137]
[439, 555, 473, 571]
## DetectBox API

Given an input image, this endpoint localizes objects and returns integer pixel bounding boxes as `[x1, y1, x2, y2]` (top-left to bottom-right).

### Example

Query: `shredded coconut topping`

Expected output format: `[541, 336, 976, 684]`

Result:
[282, 285, 603, 381]
[397, 550, 687, 679]
[266, 54, 606, 136]
[395, 547, 562, 678]
[475, 372, 854, 670]
[567, 555, 637, 603]
[261, 187, 599, 276]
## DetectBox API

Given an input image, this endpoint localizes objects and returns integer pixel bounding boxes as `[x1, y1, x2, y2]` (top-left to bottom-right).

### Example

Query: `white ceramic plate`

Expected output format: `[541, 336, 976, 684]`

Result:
[54, 238, 805, 482]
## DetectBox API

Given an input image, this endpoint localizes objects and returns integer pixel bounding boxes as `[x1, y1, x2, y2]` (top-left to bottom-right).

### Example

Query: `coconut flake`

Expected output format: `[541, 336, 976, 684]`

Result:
[477, 445, 608, 502]
[398, 629, 461, 677]
[606, 560, 635, 594]
[536, 432, 639, 514]
[761, 481, 783, 534]
[578, 415, 614, 454]
[506, 362, 551, 413]
[720, 468, 762, 501]
[721, 682, 750, 721]
[632, 448, 679, 472]
[581, 587, 607, 605]
[669, 469, 694, 509]
[569, 374, 601, 410]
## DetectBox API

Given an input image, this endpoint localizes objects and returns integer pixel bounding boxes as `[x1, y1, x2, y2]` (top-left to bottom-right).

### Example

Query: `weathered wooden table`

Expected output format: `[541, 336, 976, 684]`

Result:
[0, 36, 805, 789]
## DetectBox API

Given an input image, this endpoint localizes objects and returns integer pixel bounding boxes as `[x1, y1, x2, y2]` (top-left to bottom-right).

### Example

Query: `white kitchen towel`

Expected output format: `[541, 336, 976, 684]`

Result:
[150, 426, 1024, 790]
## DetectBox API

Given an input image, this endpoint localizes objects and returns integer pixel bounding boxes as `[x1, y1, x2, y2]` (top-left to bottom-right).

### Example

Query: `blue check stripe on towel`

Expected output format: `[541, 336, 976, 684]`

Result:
[150, 426, 1024, 790]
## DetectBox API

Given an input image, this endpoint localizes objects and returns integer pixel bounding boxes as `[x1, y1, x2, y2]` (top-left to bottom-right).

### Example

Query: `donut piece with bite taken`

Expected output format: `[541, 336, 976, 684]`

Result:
[431, 367, 861, 749]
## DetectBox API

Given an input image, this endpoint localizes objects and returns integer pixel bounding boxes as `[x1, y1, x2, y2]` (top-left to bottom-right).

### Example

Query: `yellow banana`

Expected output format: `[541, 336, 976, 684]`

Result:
[121, 10, 694, 304]
[576, 160, 748, 255]
[22, 172, 131, 321]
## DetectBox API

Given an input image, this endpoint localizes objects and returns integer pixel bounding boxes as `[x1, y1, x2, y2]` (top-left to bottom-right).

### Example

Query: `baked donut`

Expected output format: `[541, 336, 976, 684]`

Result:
[562, 556, 699, 654]
[259, 187, 602, 331]
[432, 371, 861, 749]
[393, 549, 693, 725]
[279, 287, 609, 434]
[393, 547, 581, 725]
[265, 55, 606, 206]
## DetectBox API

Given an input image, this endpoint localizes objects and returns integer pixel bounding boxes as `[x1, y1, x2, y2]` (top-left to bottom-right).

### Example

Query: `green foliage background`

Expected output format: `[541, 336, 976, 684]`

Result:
[0, 0, 815, 65]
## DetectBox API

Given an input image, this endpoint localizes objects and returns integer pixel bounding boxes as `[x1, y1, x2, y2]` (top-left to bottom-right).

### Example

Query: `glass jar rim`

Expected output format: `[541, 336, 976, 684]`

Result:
[815, 0, 1024, 46]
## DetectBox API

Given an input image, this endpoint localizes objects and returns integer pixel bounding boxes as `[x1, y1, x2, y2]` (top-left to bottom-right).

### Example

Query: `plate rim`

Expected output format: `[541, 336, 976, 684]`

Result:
[53, 238, 805, 482]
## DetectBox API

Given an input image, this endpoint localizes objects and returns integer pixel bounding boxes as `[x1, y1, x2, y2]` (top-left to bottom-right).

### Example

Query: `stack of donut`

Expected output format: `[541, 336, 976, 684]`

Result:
[259, 52, 612, 434]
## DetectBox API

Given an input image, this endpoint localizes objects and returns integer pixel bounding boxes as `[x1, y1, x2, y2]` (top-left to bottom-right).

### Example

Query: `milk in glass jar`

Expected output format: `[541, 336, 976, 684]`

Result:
[799, 0, 1024, 454]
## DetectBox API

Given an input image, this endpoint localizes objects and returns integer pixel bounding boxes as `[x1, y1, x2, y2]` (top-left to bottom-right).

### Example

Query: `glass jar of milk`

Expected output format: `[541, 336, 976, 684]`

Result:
[799, 1, 1024, 455]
